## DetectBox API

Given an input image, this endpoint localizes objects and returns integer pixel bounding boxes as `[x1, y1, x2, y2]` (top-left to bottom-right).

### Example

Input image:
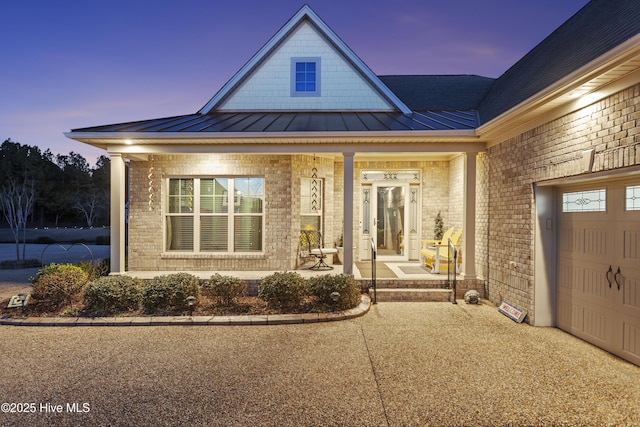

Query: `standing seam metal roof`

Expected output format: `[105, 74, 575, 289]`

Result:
[71, 110, 480, 134]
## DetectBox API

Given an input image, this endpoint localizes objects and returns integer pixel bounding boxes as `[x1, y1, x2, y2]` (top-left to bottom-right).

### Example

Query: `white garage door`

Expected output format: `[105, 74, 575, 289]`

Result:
[557, 179, 640, 366]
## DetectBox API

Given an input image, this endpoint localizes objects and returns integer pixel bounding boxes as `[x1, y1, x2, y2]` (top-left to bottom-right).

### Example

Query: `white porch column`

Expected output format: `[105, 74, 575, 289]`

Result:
[461, 152, 477, 279]
[342, 152, 354, 275]
[110, 153, 126, 274]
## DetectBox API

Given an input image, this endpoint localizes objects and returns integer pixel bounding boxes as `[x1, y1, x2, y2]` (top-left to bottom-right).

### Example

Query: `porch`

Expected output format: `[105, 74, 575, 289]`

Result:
[123, 261, 486, 302]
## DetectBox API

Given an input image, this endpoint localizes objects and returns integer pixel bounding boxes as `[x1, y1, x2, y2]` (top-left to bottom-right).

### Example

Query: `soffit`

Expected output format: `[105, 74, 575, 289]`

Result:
[478, 36, 640, 146]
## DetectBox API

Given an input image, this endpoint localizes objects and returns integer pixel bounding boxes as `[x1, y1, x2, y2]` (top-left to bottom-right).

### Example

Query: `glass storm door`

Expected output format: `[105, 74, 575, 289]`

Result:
[372, 184, 408, 260]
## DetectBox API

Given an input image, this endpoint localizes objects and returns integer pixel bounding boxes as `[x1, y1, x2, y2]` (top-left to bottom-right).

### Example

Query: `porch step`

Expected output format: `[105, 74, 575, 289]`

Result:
[369, 288, 453, 302]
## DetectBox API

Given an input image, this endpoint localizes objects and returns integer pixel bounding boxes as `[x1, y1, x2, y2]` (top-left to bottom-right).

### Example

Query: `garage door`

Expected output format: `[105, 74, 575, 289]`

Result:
[557, 179, 640, 366]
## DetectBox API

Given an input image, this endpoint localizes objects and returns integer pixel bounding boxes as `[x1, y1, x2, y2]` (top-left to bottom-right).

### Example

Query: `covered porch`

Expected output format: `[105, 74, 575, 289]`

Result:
[104, 139, 483, 282]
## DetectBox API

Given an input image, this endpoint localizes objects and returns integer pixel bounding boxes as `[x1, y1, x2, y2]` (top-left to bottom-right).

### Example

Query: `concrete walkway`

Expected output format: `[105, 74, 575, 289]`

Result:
[1, 301, 638, 426]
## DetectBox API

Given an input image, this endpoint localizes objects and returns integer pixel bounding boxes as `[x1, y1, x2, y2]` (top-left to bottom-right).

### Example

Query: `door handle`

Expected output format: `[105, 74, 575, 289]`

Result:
[606, 266, 613, 288]
[614, 267, 622, 291]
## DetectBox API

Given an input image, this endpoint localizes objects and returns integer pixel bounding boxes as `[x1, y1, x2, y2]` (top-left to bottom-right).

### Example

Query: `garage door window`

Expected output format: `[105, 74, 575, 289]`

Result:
[562, 189, 606, 212]
[626, 185, 640, 211]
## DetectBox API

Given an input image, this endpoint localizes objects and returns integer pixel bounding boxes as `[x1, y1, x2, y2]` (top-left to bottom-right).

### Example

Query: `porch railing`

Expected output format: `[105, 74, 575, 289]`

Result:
[447, 238, 458, 305]
[370, 237, 377, 304]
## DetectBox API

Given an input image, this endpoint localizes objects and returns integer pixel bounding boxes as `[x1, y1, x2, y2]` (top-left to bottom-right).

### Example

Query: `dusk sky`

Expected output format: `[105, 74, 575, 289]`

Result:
[1, 0, 589, 165]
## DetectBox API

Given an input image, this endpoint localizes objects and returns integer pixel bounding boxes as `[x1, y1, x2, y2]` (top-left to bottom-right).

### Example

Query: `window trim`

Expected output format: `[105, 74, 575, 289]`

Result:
[291, 57, 321, 97]
[164, 176, 265, 254]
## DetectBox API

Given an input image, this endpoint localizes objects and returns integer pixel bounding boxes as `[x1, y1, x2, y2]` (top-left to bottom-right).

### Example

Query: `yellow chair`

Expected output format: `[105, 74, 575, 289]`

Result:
[420, 228, 462, 274]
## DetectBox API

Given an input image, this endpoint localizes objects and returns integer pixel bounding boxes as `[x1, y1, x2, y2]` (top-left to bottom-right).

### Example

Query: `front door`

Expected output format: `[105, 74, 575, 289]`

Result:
[372, 183, 408, 260]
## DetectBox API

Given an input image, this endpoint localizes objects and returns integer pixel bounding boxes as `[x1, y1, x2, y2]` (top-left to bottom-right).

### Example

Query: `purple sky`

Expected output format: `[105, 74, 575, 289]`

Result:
[1, 0, 589, 165]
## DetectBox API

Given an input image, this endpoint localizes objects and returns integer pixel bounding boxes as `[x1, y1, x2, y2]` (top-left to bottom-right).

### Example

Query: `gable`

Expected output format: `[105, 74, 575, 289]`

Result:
[217, 21, 394, 111]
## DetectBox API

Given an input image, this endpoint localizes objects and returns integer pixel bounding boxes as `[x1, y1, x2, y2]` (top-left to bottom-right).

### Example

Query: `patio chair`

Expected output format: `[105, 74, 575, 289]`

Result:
[420, 228, 462, 274]
[300, 229, 337, 270]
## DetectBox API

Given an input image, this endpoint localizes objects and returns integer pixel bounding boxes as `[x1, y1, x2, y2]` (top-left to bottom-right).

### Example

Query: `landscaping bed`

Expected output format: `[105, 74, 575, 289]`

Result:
[1, 266, 362, 319]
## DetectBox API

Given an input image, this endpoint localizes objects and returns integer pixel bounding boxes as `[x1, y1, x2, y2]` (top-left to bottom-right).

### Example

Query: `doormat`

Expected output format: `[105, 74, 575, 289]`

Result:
[398, 265, 429, 274]
[355, 262, 397, 279]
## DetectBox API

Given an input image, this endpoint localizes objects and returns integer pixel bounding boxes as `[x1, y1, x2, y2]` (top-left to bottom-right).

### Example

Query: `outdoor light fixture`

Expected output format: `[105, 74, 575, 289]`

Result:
[186, 296, 197, 316]
[330, 292, 340, 302]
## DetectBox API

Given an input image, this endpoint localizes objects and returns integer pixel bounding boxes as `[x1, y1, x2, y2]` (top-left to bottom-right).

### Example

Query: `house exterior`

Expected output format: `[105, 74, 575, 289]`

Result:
[67, 1, 640, 365]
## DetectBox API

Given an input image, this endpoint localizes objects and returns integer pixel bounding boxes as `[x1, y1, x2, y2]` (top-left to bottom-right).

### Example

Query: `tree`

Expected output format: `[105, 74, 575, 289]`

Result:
[434, 211, 444, 240]
[72, 155, 110, 227]
[0, 176, 36, 260]
[73, 192, 100, 227]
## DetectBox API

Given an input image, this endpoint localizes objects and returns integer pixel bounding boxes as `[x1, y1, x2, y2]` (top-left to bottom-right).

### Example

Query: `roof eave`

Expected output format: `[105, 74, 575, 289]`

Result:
[478, 33, 640, 146]
[64, 129, 482, 151]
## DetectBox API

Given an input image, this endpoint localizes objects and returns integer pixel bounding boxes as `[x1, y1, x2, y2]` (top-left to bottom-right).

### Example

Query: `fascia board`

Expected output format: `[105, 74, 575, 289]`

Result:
[65, 129, 479, 144]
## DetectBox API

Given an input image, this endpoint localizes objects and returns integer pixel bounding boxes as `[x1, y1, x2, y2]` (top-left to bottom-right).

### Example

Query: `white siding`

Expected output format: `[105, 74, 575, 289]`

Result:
[219, 22, 393, 111]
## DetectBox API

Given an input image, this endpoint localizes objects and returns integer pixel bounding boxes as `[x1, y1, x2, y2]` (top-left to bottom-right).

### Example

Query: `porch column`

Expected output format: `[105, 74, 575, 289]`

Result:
[110, 153, 126, 275]
[342, 152, 354, 275]
[461, 152, 477, 279]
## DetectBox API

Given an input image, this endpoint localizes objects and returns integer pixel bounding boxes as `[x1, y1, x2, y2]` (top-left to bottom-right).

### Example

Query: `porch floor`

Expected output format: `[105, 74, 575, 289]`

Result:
[123, 261, 445, 281]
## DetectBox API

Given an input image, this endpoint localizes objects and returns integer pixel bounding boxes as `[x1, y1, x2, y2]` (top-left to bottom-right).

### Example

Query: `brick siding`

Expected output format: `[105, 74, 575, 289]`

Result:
[485, 83, 640, 323]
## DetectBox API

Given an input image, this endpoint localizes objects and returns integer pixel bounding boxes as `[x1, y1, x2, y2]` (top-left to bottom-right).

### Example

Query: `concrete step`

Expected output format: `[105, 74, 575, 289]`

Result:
[369, 288, 453, 302]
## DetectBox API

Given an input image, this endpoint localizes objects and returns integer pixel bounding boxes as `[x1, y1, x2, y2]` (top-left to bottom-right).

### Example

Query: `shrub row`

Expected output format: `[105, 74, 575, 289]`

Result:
[259, 272, 361, 310]
[30, 266, 362, 314]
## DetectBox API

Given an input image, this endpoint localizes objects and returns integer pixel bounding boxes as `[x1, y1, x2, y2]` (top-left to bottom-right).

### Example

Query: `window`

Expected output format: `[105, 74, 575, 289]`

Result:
[626, 185, 640, 211]
[291, 57, 320, 96]
[562, 189, 606, 212]
[166, 177, 264, 253]
[301, 177, 322, 231]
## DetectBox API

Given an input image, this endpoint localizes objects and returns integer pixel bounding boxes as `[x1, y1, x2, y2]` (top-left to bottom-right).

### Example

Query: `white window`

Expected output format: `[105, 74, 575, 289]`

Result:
[626, 185, 640, 211]
[301, 177, 323, 231]
[562, 189, 606, 212]
[291, 57, 320, 96]
[166, 177, 264, 253]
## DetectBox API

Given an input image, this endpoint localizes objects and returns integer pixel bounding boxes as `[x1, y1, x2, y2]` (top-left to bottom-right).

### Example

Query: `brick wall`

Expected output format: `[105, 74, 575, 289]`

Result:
[291, 155, 336, 265]
[128, 154, 295, 272]
[475, 153, 489, 280]
[486, 83, 640, 323]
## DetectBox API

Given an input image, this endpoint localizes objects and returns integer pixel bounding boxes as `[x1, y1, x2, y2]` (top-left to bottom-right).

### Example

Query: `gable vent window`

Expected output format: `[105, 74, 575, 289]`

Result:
[291, 57, 320, 96]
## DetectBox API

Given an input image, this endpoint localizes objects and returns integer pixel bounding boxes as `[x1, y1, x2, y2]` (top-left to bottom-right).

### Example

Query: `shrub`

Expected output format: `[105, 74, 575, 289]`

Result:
[0, 259, 40, 269]
[307, 274, 361, 310]
[95, 235, 110, 245]
[142, 273, 200, 313]
[31, 266, 89, 307]
[77, 259, 110, 282]
[258, 271, 307, 308]
[202, 274, 246, 306]
[84, 276, 143, 312]
[35, 236, 56, 244]
[31, 262, 86, 284]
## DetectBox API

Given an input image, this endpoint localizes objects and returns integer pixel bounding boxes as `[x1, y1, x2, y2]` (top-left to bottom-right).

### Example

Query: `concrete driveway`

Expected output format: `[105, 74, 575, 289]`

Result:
[1, 301, 639, 426]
